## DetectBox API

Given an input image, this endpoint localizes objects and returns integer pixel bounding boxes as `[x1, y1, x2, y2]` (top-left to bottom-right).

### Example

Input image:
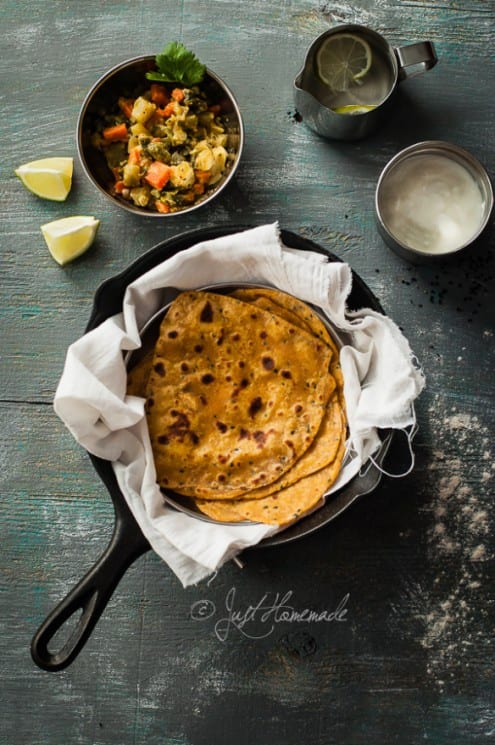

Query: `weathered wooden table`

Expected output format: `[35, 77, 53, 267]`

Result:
[2, 1, 494, 743]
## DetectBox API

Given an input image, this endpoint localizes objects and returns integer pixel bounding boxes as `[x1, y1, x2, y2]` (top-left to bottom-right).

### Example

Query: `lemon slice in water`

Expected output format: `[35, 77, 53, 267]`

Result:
[333, 104, 377, 115]
[15, 157, 73, 201]
[41, 216, 100, 265]
[316, 33, 372, 91]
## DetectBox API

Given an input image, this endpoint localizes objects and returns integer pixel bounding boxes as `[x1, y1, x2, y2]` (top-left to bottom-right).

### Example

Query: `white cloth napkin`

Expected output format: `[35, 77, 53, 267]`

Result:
[54, 223, 424, 586]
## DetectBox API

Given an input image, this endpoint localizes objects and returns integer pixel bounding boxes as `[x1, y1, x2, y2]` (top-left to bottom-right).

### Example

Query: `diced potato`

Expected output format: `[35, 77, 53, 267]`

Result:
[130, 185, 151, 207]
[208, 146, 229, 184]
[210, 133, 228, 148]
[191, 139, 209, 155]
[171, 125, 188, 146]
[127, 135, 140, 151]
[122, 163, 141, 187]
[170, 161, 195, 188]
[131, 97, 157, 124]
[210, 122, 225, 135]
[130, 122, 151, 136]
[212, 146, 228, 173]
[173, 103, 188, 121]
[129, 128, 151, 151]
[183, 114, 198, 130]
[194, 147, 214, 171]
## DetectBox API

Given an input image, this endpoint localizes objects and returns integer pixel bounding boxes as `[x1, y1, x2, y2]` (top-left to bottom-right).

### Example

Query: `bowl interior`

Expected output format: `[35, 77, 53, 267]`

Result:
[376, 141, 493, 259]
[77, 57, 243, 215]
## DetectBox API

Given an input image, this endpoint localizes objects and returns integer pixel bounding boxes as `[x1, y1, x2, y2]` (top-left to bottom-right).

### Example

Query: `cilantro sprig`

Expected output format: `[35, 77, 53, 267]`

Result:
[146, 42, 206, 87]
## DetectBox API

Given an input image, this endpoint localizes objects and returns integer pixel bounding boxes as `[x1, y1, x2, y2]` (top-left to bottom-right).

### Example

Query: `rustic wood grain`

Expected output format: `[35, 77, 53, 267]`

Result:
[1, 0, 494, 743]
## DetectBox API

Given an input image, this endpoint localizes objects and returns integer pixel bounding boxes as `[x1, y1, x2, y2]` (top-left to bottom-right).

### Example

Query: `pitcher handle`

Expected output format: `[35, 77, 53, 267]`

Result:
[395, 41, 437, 80]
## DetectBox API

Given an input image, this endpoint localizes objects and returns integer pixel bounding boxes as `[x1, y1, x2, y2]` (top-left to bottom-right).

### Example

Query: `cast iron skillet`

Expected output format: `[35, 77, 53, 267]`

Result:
[31, 226, 394, 672]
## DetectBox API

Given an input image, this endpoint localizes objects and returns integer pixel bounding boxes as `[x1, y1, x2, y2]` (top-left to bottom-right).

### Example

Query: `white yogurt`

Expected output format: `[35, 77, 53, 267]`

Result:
[379, 153, 486, 254]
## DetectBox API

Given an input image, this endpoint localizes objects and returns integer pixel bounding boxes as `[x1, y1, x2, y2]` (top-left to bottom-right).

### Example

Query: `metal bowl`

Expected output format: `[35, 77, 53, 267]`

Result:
[375, 141, 493, 263]
[77, 55, 244, 217]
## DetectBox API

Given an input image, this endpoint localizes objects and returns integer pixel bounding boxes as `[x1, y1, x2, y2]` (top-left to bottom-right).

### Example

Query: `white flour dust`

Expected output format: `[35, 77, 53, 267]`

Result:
[420, 400, 493, 689]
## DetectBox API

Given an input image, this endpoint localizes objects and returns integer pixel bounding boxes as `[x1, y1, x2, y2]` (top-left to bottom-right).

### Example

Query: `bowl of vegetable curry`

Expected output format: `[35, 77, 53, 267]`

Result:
[77, 44, 244, 216]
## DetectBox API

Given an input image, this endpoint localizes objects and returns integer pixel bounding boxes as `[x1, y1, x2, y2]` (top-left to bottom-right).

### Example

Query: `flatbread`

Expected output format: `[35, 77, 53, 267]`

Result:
[195, 436, 346, 526]
[145, 290, 335, 498]
[213, 392, 345, 501]
[126, 286, 349, 526]
[232, 287, 335, 350]
[232, 287, 345, 407]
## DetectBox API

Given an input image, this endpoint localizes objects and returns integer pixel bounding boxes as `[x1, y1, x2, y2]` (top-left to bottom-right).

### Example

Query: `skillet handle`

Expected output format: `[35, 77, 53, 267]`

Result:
[31, 508, 148, 672]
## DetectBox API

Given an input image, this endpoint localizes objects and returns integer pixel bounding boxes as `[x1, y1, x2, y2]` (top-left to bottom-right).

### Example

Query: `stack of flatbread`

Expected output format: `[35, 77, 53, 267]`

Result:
[127, 287, 347, 526]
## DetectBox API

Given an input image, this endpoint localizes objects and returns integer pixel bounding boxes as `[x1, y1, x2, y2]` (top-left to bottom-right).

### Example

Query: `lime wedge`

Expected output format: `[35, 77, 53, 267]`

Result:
[316, 33, 372, 91]
[333, 104, 377, 115]
[15, 157, 73, 201]
[41, 216, 100, 265]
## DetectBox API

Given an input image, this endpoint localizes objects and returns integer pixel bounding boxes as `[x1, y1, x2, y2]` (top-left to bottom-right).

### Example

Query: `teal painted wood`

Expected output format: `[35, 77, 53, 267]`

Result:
[1, 1, 494, 743]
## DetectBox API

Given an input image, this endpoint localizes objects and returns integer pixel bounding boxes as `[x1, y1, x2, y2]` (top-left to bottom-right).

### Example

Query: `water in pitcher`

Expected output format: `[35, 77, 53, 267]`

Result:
[310, 31, 395, 110]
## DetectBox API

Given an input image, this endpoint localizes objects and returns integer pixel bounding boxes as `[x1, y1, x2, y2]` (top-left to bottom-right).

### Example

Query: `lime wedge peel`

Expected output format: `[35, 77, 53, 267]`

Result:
[316, 33, 372, 92]
[15, 157, 73, 201]
[41, 216, 100, 266]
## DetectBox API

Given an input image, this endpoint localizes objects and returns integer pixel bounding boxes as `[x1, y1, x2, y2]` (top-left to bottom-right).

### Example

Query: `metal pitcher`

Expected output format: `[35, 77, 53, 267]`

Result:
[294, 24, 437, 141]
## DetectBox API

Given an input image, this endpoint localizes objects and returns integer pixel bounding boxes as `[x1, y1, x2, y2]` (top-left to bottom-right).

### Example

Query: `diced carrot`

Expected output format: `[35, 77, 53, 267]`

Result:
[114, 180, 126, 194]
[144, 161, 171, 190]
[155, 200, 171, 213]
[194, 169, 212, 184]
[111, 166, 121, 181]
[118, 97, 134, 119]
[181, 190, 196, 204]
[103, 123, 128, 142]
[192, 182, 205, 195]
[171, 88, 185, 102]
[150, 84, 170, 107]
[128, 146, 141, 165]
[156, 102, 176, 118]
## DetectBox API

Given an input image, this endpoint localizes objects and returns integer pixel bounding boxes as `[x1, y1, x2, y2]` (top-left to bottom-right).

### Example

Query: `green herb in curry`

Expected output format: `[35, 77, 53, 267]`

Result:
[146, 41, 206, 87]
